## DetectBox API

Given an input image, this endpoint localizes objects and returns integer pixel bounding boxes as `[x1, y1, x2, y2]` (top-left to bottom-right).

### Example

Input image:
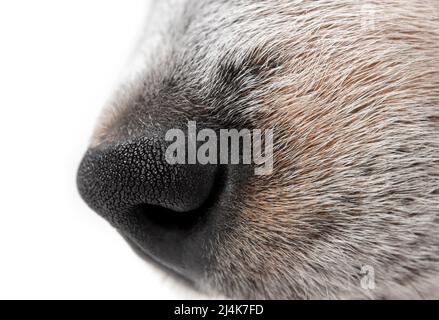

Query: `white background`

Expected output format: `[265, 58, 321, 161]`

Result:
[0, 0, 206, 299]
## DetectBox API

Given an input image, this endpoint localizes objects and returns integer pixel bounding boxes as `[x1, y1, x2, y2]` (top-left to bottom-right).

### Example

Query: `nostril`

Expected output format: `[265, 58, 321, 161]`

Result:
[77, 136, 218, 222]
[132, 203, 207, 230]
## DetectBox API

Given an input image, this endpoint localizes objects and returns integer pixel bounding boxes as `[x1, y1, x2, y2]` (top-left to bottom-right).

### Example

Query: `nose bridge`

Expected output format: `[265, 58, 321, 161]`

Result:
[77, 136, 218, 219]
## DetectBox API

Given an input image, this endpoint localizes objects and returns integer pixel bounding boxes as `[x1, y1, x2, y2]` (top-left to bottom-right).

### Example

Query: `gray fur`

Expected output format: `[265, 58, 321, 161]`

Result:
[90, 0, 439, 299]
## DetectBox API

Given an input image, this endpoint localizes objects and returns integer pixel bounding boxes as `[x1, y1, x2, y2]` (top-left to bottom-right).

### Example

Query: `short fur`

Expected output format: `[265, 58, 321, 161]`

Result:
[87, 0, 439, 299]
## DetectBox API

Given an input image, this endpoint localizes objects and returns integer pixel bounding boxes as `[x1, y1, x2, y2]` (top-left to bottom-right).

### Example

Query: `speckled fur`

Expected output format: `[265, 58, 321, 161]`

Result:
[91, 0, 439, 299]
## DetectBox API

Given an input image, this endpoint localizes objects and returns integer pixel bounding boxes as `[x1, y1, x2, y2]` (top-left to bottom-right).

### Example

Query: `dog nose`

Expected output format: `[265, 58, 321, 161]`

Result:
[77, 136, 218, 217]
[77, 134, 220, 279]
[76, 123, 253, 280]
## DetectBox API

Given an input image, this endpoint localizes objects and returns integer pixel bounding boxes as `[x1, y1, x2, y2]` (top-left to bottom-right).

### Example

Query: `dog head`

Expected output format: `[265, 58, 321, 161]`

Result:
[78, 0, 439, 299]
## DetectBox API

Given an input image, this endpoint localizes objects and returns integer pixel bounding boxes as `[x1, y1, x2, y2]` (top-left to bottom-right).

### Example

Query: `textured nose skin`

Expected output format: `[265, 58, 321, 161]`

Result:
[77, 137, 218, 217]
[77, 135, 219, 279]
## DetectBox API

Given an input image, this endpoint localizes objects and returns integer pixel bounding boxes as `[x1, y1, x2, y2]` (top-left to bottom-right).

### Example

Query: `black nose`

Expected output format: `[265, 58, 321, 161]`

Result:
[77, 134, 219, 278]
[78, 137, 217, 214]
